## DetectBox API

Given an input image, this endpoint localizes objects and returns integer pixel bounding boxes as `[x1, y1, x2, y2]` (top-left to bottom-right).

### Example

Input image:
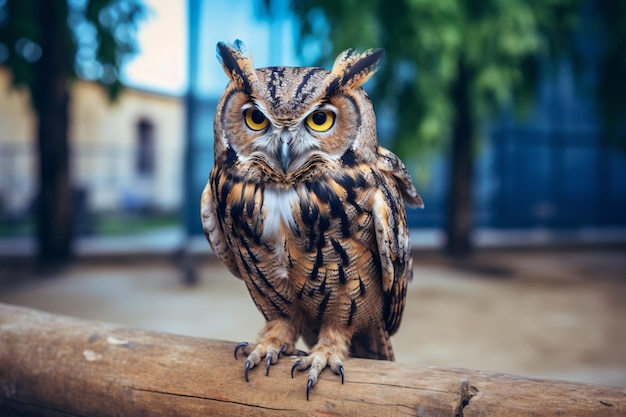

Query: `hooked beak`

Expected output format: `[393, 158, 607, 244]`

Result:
[279, 130, 291, 173]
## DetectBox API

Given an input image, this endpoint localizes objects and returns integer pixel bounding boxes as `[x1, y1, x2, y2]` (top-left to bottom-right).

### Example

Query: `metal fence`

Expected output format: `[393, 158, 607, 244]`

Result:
[489, 127, 626, 228]
[404, 126, 626, 230]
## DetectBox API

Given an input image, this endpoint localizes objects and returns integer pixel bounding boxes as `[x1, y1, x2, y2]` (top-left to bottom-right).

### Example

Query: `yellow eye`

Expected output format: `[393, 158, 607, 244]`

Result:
[244, 108, 269, 131]
[306, 110, 335, 132]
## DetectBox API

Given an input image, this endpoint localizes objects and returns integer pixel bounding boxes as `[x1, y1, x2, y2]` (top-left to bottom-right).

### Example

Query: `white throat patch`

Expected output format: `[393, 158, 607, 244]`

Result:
[262, 188, 298, 241]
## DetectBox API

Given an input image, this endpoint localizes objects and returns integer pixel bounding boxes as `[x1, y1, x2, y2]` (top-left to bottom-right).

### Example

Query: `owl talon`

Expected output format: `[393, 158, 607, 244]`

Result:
[244, 359, 251, 382]
[278, 344, 288, 358]
[234, 342, 249, 360]
[306, 378, 314, 401]
[265, 355, 272, 376]
[291, 359, 302, 378]
[338, 364, 345, 384]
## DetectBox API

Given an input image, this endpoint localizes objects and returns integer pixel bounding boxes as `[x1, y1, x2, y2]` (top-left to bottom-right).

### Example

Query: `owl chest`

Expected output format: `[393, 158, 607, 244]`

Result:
[219, 178, 379, 325]
[223, 184, 305, 269]
[222, 181, 357, 262]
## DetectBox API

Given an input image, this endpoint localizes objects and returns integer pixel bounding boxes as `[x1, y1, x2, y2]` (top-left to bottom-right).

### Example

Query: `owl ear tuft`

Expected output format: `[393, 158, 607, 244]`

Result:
[216, 40, 256, 94]
[325, 48, 384, 96]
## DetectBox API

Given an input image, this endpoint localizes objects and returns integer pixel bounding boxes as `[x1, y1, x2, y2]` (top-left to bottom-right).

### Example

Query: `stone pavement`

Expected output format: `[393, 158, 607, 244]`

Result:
[1, 245, 624, 388]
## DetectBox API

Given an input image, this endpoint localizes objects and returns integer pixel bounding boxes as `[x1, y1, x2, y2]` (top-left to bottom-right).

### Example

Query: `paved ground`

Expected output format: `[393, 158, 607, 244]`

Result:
[1, 247, 625, 388]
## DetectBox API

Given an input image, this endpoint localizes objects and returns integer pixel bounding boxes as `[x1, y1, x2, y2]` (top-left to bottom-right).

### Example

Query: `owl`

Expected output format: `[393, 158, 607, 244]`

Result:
[201, 39, 423, 399]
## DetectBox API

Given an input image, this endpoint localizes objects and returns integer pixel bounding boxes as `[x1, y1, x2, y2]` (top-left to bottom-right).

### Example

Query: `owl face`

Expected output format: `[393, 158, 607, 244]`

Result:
[214, 40, 384, 180]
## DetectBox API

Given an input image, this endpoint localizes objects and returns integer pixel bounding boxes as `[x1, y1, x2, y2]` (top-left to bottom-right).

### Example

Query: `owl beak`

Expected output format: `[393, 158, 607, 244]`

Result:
[280, 131, 291, 173]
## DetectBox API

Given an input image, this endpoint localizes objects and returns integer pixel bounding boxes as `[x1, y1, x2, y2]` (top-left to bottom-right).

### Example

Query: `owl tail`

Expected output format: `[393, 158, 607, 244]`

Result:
[350, 322, 395, 361]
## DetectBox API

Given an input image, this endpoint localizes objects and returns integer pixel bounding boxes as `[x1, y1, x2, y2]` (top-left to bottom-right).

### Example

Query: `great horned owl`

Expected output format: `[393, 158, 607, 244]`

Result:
[201, 40, 423, 399]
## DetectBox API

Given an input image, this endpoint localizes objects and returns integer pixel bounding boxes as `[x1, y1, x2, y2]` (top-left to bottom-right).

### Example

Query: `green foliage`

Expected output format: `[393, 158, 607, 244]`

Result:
[0, 0, 146, 105]
[290, 0, 581, 158]
[0, 0, 45, 95]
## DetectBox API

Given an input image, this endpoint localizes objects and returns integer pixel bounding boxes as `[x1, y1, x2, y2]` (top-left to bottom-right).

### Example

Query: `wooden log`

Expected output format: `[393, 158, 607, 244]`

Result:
[0, 303, 623, 417]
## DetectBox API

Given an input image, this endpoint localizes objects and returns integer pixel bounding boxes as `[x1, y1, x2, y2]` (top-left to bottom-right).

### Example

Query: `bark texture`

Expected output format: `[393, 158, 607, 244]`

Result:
[0, 304, 624, 416]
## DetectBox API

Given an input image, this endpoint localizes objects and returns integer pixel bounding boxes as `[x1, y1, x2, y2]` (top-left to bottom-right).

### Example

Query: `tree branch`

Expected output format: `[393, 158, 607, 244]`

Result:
[0, 303, 623, 416]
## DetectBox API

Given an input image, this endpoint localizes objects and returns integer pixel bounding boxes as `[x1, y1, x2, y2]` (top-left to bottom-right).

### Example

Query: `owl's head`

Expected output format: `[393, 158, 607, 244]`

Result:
[213, 39, 384, 181]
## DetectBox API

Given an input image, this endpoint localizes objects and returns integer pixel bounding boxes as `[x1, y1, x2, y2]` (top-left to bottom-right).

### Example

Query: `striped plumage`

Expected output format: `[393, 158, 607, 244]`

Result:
[201, 40, 423, 399]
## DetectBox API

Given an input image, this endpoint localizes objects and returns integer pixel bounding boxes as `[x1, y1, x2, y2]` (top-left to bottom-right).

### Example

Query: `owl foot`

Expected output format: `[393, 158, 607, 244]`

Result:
[233, 340, 305, 382]
[290, 349, 344, 400]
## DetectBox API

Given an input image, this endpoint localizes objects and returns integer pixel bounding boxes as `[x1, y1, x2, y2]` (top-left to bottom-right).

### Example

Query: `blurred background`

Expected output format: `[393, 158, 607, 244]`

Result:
[0, 0, 625, 388]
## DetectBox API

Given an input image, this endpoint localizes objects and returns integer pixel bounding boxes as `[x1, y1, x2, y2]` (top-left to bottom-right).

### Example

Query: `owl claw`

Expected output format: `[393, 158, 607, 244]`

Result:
[278, 344, 288, 358]
[265, 355, 272, 376]
[244, 359, 251, 382]
[306, 378, 314, 401]
[338, 364, 345, 384]
[234, 342, 249, 360]
[291, 359, 302, 378]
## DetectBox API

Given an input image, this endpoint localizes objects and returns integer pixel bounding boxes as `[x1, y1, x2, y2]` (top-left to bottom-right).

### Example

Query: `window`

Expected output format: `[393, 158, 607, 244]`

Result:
[137, 119, 155, 177]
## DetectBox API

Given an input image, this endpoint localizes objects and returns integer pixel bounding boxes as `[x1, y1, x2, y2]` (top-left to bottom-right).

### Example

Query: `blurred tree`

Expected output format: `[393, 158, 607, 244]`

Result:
[0, 0, 145, 269]
[590, 0, 626, 151]
[288, 0, 581, 255]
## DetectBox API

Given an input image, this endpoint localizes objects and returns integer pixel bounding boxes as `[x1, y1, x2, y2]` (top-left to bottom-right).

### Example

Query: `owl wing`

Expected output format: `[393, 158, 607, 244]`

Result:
[373, 147, 422, 335]
[200, 172, 242, 279]
[377, 146, 424, 209]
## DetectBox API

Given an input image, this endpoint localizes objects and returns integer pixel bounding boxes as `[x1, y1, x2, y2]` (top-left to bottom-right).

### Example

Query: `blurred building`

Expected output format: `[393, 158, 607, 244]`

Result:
[0, 67, 184, 219]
